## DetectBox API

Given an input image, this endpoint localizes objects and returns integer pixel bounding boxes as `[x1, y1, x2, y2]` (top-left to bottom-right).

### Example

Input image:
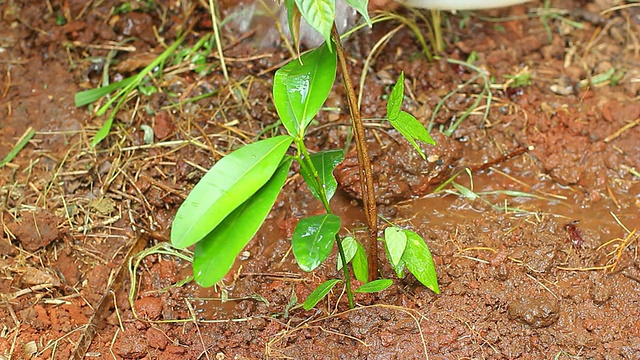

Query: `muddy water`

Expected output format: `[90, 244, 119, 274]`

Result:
[405, 162, 640, 247]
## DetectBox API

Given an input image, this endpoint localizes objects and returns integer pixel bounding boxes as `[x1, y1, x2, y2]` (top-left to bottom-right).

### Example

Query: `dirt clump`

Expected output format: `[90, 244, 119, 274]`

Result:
[335, 131, 463, 204]
[6, 210, 62, 252]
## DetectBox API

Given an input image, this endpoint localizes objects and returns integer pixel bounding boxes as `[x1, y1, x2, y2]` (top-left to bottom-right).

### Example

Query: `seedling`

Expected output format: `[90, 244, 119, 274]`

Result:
[76, 0, 441, 310]
[171, 1, 440, 310]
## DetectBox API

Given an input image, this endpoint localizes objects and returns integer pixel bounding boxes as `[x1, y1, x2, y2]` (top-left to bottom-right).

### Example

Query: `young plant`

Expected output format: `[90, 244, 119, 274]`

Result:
[171, 0, 440, 310]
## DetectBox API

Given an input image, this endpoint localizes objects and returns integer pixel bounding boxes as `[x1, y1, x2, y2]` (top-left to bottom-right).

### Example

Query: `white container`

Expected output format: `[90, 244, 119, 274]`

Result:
[405, 0, 533, 10]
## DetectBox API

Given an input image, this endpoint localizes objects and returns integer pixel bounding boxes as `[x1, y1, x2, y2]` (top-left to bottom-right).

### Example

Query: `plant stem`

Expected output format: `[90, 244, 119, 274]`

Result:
[295, 139, 355, 308]
[335, 235, 355, 308]
[296, 139, 331, 211]
[331, 26, 379, 281]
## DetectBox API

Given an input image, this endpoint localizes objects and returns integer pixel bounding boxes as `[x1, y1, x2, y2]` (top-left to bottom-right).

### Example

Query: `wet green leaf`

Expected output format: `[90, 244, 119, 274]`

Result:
[292, 214, 341, 272]
[295, 0, 334, 49]
[384, 226, 407, 267]
[273, 44, 337, 138]
[299, 149, 344, 203]
[337, 236, 368, 282]
[402, 230, 439, 294]
[355, 279, 393, 293]
[303, 279, 341, 310]
[171, 135, 293, 248]
[193, 159, 292, 287]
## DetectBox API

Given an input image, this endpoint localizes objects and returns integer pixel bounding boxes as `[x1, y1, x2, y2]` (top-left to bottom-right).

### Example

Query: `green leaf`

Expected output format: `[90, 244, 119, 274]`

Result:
[74, 77, 135, 107]
[345, 0, 372, 27]
[295, 0, 335, 49]
[292, 214, 341, 272]
[451, 182, 479, 200]
[384, 226, 407, 267]
[355, 279, 393, 293]
[387, 72, 404, 121]
[386, 72, 435, 159]
[402, 230, 439, 294]
[303, 279, 341, 310]
[138, 84, 158, 96]
[273, 44, 337, 138]
[336, 236, 357, 271]
[0, 127, 36, 168]
[193, 158, 292, 287]
[92, 116, 115, 147]
[335, 236, 369, 284]
[382, 237, 405, 278]
[171, 135, 293, 248]
[299, 149, 344, 203]
[352, 241, 369, 282]
[389, 111, 435, 159]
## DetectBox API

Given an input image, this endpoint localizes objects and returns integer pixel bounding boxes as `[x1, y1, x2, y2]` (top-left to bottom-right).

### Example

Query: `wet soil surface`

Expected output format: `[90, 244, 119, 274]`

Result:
[1, 0, 640, 359]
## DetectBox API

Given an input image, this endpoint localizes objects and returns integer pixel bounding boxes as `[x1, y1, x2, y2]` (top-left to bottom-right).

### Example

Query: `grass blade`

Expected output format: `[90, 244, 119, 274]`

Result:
[0, 127, 36, 167]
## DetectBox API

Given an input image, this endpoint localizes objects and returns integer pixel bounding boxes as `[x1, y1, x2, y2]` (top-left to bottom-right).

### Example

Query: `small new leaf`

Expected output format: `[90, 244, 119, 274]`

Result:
[387, 72, 405, 121]
[386, 72, 436, 160]
[303, 279, 341, 310]
[402, 230, 439, 294]
[295, 0, 335, 50]
[384, 226, 407, 267]
[299, 149, 344, 203]
[345, 0, 372, 27]
[355, 279, 393, 293]
[351, 241, 369, 282]
[390, 111, 435, 159]
[336, 236, 357, 271]
[382, 237, 405, 278]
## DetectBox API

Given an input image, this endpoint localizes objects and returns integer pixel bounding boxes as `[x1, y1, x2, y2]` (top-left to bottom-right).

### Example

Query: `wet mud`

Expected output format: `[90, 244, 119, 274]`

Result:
[1, 0, 640, 359]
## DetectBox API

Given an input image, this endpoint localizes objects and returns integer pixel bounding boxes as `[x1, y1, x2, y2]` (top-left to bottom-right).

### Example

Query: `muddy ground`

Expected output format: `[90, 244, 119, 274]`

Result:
[1, 0, 640, 359]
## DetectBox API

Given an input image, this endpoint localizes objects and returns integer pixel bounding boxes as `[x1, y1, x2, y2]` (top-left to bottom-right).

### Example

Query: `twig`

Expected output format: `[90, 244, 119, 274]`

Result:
[209, 0, 228, 81]
[331, 26, 379, 281]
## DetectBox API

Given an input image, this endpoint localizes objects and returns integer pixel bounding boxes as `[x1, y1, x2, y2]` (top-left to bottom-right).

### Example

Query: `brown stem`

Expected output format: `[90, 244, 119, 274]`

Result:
[331, 26, 378, 281]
